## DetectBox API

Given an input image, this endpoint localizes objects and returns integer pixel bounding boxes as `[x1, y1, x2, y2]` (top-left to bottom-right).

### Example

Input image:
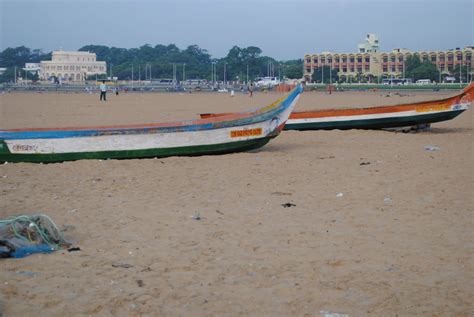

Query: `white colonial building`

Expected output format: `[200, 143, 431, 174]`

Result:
[39, 50, 106, 82]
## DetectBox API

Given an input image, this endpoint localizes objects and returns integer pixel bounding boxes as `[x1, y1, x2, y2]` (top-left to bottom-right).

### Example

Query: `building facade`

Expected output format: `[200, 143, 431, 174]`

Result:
[304, 34, 474, 83]
[39, 50, 106, 82]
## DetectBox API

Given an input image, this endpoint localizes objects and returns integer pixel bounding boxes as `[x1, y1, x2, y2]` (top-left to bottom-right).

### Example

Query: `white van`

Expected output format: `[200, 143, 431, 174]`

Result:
[416, 79, 431, 85]
[255, 77, 280, 87]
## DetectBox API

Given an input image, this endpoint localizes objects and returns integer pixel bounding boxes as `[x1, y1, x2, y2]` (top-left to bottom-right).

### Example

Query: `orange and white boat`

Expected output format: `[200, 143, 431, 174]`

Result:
[201, 83, 472, 131]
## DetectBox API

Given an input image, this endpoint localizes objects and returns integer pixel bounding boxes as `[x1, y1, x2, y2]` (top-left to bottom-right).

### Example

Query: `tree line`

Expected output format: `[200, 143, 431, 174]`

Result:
[0, 44, 303, 83]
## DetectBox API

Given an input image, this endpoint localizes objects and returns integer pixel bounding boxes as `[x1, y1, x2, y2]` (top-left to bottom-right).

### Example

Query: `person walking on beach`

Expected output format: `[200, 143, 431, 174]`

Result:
[248, 82, 254, 97]
[99, 80, 107, 101]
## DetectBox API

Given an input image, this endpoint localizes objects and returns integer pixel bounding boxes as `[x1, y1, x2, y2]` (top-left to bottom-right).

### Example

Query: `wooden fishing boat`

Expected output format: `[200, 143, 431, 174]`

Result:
[201, 83, 472, 131]
[0, 86, 302, 163]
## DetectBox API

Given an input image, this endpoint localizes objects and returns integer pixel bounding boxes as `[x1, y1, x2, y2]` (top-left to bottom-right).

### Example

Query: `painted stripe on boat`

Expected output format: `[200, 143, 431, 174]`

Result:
[287, 102, 468, 125]
[0, 86, 303, 140]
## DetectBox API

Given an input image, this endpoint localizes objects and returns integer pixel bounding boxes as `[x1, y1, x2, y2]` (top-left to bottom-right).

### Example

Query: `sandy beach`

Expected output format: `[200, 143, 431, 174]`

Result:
[0, 89, 472, 316]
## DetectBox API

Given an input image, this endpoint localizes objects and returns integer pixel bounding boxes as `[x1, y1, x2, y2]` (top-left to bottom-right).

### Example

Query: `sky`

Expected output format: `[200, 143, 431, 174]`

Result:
[0, 0, 473, 60]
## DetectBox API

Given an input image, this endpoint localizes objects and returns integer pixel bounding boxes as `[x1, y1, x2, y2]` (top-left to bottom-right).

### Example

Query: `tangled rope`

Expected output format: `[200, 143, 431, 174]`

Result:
[0, 214, 69, 249]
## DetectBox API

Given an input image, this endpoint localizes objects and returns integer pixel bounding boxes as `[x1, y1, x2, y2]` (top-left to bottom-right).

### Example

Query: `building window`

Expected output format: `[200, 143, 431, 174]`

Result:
[349, 57, 354, 62]
[357, 67, 362, 72]
[335, 57, 339, 63]
[365, 57, 370, 63]
[391, 66, 395, 72]
[350, 67, 354, 72]
[383, 56, 388, 62]
[390, 56, 396, 62]
[306, 59, 311, 63]
[313, 58, 318, 63]
[365, 66, 370, 72]
[431, 56, 436, 62]
[342, 68, 347, 73]
[306, 68, 311, 73]
[383, 66, 388, 72]
[357, 57, 362, 63]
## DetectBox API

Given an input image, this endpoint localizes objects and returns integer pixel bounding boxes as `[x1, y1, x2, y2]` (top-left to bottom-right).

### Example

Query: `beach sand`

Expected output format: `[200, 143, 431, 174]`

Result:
[0, 89, 472, 316]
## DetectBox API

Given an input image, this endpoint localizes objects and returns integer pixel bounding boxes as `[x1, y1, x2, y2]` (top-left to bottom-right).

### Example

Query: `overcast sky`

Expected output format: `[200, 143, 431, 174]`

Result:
[1, 0, 473, 60]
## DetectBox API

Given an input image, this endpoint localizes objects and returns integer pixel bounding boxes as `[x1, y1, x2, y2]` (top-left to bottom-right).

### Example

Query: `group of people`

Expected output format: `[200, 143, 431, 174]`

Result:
[99, 80, 119, 101]
[98, 80, 256, 100]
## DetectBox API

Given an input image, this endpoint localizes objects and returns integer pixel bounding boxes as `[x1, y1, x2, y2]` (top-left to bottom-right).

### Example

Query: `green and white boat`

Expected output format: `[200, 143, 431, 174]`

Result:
[0, 86, 302, 163]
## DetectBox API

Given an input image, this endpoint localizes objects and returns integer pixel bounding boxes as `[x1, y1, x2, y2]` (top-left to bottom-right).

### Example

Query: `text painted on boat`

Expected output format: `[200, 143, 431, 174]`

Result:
[230, 128, 263, 138]
[416, 103, 450, 113]
[11, 144, 38, 152]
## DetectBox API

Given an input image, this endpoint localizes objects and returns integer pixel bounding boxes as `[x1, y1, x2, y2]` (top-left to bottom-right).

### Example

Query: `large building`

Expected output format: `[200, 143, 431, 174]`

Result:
[304, 34, 474, 83]
[39, 50, 106, 82]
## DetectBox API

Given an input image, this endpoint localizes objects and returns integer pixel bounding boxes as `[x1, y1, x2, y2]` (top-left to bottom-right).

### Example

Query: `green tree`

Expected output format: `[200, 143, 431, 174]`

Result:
[452, 64, 468, 83]
[404, 55, 422, 73]
[280, 59, 303, 79]
[0, 67, 16, 83]
[405, 55, 439, 82]
[311, 66, 338, 83]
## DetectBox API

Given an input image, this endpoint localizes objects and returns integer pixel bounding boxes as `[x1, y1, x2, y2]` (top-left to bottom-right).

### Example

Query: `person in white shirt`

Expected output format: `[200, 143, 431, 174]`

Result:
[99, 80, 107, 101]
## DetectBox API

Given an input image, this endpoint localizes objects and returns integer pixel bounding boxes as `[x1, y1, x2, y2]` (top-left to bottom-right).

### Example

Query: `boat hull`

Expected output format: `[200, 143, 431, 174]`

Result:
[0, 137, 271, 163]
[0, 86, 302, 163]
[284, 83, 472, 131]
[284, 109, 467, 131]
[200, 83, 473, 132]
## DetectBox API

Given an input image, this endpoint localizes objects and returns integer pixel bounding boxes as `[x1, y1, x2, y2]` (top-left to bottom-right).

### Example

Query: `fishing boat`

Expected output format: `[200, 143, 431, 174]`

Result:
[0, 86, 302, 163]
[201, 83, 472, 131]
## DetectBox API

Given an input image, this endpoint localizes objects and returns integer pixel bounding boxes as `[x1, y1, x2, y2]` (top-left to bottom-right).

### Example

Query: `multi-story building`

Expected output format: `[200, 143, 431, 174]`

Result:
[304, 34, 474, 83]
[38, 50, 106, 82]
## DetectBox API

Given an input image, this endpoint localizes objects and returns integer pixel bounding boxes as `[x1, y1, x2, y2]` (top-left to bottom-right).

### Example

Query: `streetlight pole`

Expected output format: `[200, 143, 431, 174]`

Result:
[403, 55, 405, 80]
[183, 63, 185, 82]
[224, 63, 227, 87]
[322, 63, 324, 84]
[329, 61, 332, 85]
[246, 63, 249, 85]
